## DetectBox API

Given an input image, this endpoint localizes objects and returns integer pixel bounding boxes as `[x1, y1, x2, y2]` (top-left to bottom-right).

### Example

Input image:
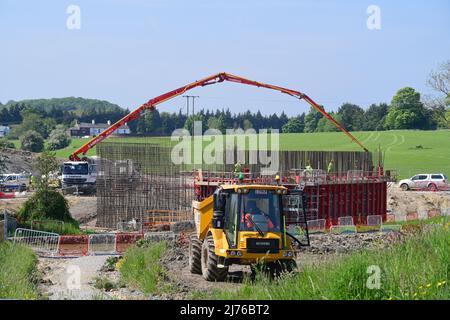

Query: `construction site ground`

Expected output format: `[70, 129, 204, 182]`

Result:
[36, 231, 403, 300]
[2, 187, 449, 299]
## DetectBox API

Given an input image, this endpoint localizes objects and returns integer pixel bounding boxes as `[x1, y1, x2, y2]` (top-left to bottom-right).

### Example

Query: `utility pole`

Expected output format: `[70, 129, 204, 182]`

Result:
[182, 95, 199, 117]
[191, 96, 199, 115]
[182, 95, 190, 117]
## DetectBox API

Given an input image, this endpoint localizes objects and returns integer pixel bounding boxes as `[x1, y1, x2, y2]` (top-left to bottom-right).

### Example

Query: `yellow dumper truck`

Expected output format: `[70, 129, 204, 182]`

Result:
[189, 183, 310, 281]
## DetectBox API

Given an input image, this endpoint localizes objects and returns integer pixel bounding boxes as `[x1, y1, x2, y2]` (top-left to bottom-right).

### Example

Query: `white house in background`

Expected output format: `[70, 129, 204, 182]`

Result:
[0, 125, 10, 137]
[68, 120, 131, 137]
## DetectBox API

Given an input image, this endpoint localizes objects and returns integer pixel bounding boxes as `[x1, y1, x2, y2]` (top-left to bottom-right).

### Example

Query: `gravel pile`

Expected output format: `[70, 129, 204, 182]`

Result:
[299, 231, 403, 255]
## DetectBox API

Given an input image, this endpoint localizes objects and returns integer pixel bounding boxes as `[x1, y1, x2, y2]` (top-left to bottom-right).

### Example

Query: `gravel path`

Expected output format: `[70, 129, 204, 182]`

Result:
[39, 255, 114, 300]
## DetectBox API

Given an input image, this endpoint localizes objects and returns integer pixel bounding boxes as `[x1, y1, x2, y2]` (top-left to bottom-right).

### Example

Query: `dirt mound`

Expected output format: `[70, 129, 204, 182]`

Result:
[388, 187, 450, 221]
[66, 196, 98, 225]
[0, 148, 38, 174]
[300, 231, 402, 255]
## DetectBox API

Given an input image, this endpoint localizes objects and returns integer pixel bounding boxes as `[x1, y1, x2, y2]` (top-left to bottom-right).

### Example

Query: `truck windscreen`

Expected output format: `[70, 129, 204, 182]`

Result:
[63, 163, 89, 175]
[240, 190, 281, 233]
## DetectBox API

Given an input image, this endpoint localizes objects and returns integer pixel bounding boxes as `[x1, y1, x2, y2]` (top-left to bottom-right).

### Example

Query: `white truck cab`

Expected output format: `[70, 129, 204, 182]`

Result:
[61, 158, 98, 194]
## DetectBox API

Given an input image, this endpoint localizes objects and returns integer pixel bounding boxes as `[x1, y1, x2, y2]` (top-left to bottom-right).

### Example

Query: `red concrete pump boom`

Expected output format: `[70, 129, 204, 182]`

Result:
[69, 72, 368, 160]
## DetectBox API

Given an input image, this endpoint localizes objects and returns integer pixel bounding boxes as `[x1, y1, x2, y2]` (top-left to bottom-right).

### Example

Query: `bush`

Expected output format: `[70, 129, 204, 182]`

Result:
[0, 138, 15, 149]
[20, 130, 44, 152]
[17, 189, 76, 224]
[47, 127, 71, 150]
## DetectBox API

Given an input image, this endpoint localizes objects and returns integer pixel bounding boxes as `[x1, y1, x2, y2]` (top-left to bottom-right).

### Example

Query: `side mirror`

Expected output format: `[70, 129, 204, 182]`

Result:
[213, 191, 228, 229]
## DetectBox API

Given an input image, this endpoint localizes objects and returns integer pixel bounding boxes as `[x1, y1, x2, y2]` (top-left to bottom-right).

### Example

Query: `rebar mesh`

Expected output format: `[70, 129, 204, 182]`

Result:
[95, 139, 373, 228]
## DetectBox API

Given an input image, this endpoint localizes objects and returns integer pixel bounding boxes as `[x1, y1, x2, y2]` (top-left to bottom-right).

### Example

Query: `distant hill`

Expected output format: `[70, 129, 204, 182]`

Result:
[2, 97, 125, 114]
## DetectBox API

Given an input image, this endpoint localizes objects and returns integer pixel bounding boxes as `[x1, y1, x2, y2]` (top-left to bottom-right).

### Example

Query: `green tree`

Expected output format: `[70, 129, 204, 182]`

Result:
[184, 114, 206, 135]
[282, 116, 304, 133]
[337, 103, 364, 131]
[47, 126, 71, 150]
[11, 110, 55, 139]
[427, 61, 450, 128]
[316, 112, 342, 132]
[385, 87, 431, 130]
[20, 130, 44, 152]
[304, 107, 323, 133]
[18, 151, 75, 223]
[207, 115, 226, 133]
[362, 103, 388, 130]
[35, 151, 59, 193]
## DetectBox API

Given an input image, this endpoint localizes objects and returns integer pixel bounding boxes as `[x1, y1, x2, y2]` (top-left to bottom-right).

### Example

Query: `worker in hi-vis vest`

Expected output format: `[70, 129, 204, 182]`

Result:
[327, 159, 334, 174]
[305, 160, 313, 174]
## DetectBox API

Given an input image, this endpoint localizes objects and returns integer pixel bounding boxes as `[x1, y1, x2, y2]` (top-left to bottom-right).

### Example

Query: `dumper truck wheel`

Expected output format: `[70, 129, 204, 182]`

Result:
[201, 234, 228, 281]
[280, 259, 297, 273]
[189, 235, 202, 275]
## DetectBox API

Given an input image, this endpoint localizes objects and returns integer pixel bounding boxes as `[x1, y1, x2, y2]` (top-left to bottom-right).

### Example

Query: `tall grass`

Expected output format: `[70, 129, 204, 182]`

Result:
[210, 219, 449, 300]
[19, 219, 82, 235]
[0, 242, 39, 299]
[119, 241, 168, 294]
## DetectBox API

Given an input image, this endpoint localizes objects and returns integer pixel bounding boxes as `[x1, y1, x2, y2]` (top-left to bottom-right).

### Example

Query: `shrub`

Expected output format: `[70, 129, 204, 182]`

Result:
[17, 189, 76, 224]
[20, 130, 44, 152]
[0, 138, 15, 149]
[47, 127, 71, 150]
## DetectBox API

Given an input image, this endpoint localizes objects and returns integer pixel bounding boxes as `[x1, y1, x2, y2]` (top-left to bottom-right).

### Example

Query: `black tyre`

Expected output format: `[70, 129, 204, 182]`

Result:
[400, 183, 409, 191]
[280, 259, 297, 273]
[189, 235, 202, 275]
[201, 234, 228, 281]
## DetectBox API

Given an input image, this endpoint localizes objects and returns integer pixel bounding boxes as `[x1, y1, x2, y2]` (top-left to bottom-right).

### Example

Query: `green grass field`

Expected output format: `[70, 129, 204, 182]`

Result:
[10, 129, 450, 178]
[202, 218, 449, 300]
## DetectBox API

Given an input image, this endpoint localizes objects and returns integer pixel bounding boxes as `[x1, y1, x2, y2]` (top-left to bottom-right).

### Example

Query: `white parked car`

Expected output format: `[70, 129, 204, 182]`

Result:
[398, 173, 448, 191]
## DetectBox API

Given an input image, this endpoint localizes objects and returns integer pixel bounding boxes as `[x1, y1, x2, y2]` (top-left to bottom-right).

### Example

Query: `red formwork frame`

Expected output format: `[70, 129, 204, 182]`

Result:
[194, 173, 389, 228]
[304, 179, 387, 227]
[115, 233, 144, 253]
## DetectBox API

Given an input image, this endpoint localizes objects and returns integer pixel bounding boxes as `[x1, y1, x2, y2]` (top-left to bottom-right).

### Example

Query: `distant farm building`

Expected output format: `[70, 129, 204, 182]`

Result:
[0, 125, 10, 137]
[69, 120, 130, 137]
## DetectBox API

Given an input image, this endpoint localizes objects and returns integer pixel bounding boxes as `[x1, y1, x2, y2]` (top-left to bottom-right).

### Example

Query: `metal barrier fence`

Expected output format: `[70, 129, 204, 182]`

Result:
[330, 216, 357, 234]
[58, 235, 89, 256]
[115, 233, 144, 253]
[13, 228, 60, 256]
[88, 234, 116, 254]
[307, 219, 327, 234]
[367, 215, 382, 230]
[338, 216, 355, 226]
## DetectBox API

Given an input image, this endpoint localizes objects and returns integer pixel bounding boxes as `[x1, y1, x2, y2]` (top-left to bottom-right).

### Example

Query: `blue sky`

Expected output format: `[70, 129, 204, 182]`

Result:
[1, 0, 449, 116]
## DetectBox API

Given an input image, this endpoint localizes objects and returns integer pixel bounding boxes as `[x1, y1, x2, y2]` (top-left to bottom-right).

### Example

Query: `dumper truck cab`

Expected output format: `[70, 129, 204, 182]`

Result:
[189, 183, 309, 281]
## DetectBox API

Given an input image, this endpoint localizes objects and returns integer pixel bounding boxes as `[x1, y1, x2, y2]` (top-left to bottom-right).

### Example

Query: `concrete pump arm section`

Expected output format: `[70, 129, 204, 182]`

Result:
[69, 72, 369, 161]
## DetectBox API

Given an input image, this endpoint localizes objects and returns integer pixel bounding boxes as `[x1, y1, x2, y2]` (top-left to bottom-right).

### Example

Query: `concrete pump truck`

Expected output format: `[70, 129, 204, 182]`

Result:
[66, 72, 368, 280]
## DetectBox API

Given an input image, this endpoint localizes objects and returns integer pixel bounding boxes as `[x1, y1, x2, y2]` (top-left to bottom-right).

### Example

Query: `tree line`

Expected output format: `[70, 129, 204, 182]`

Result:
[1, 61, 449, 143]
